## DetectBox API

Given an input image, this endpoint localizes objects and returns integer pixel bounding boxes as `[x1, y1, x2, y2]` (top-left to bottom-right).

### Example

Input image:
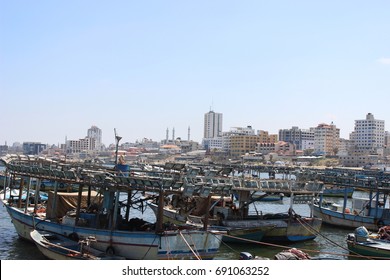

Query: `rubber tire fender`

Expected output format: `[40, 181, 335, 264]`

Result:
[68, 232, 79, 241]
[106, 246, 115, 256]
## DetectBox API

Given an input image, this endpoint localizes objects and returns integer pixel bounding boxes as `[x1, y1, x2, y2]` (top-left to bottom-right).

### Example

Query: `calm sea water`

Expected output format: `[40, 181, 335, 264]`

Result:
[0, 195, 355, 260]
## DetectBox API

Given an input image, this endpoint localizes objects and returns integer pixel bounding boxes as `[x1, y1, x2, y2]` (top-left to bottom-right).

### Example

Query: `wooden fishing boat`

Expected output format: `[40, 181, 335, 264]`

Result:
[250, 191, 284, 202]
[147, 201, 274, 243]
[322, 186, 354, 198]
[147, 182, 323, 243]
[313, 186, 390, 231]
[30, 229, 123, 260]
[346, 226, 390, 259]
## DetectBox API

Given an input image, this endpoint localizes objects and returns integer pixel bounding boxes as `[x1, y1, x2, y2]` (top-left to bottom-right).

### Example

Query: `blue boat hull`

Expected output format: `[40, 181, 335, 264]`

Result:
[313, 205, 390, 231]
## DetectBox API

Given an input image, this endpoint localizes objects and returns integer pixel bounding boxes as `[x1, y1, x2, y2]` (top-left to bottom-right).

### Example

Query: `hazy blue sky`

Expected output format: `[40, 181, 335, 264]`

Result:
[1, 1, 389, 146]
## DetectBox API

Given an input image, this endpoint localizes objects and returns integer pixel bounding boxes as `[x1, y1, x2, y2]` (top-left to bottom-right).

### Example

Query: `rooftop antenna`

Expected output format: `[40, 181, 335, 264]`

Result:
[114, 128, 122, 169]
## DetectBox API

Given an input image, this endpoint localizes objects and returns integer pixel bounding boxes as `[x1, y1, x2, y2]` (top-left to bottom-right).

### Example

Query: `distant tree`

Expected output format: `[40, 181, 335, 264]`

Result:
[304, 149, 314, 156]
[269, 154, 274, 164]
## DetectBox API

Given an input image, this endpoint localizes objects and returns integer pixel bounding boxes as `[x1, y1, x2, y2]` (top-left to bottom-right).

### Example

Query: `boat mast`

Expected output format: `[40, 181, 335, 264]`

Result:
[155, 185, 165, 232]
[33, 178, 41, 214]
[114, 128, 122, 171]
[2, 170, 7, 200]
[17, 177, 24, 208]
[24, 177, 32, 213]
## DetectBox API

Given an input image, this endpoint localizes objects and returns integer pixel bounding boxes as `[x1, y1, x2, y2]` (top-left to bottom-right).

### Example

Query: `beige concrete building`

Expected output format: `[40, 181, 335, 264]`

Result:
[339, 154, 379, 167]
[275, 141, 296, 156]
[257, 142, 276, 155]
[229, 134, 260, 158]
[258, 130, 278, 143]
[313, 122, 340, 156]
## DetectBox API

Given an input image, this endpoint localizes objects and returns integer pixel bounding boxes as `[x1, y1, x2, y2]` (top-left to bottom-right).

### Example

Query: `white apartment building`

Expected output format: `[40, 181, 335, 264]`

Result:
[229, 126, 256, 135]
[87, 126, 102, 150]
[385, 131, 390, 146]
[66, 125, 102, 154]
[204, 110, 223, 138]
[313, 122, 340, 156]
[67, 137, 96, 153]
[202, 137, 225, 151]
[301, 139, 315, 151]
[350, 113, 385, 155]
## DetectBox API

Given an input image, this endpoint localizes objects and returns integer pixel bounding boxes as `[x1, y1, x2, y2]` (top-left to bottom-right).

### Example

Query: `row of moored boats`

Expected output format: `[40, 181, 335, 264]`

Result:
[1, 154, 389, 260]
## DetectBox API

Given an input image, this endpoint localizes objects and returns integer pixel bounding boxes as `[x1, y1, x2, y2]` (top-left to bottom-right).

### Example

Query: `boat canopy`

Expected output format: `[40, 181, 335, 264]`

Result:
[46, 191, 102, 219]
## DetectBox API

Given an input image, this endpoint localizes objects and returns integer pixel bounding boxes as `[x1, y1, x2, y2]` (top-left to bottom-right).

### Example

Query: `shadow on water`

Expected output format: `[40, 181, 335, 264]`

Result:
[6, 237, 46, 260]
[0, 204, 46, 260]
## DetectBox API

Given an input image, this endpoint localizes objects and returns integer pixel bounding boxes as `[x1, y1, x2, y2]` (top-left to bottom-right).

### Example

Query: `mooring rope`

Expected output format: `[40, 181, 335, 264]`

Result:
[187, 232, 201, 258]
[141, 234, 158, 260]
[212, 233, 242, 255]
[165, 233, 173, 260]
[295, 215, 349, 250]
[295, 216, 374, 260]
[179, 231, 202, 260]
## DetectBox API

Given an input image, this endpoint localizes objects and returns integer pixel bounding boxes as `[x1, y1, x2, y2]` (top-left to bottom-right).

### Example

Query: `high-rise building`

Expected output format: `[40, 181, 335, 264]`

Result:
[23, 142, 47, 155]
[204, 110, 223, 138]
[279, 126, 314, 151]
[350, 113, 385, 154]
[313, 123, 340, 155]
[87, 126, 102, 150]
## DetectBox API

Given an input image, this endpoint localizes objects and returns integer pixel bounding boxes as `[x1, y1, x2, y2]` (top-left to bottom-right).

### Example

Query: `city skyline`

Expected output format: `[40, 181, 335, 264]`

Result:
[1, 1, 390, 146]
[3, 111, 387, 149]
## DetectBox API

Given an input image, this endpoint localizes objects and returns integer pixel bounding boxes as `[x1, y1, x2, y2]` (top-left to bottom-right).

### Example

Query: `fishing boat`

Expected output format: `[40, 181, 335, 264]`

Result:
[0, 154, 222, 260]
[30, 229, 124, 260]
[250, 191, 284, 202]
[322, 186, 354, 198]
[346, 226, 390, 259]
[146, 200, 274, 243]
[147, 180, 324, 243]
[313, 185, 390, 231]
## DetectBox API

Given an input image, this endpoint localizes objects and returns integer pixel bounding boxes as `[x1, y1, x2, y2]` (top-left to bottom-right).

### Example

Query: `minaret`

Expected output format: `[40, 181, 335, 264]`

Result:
[172, 127, 175, 141]
[166, 128, 169, 143]
[188, 126, 191, 141]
